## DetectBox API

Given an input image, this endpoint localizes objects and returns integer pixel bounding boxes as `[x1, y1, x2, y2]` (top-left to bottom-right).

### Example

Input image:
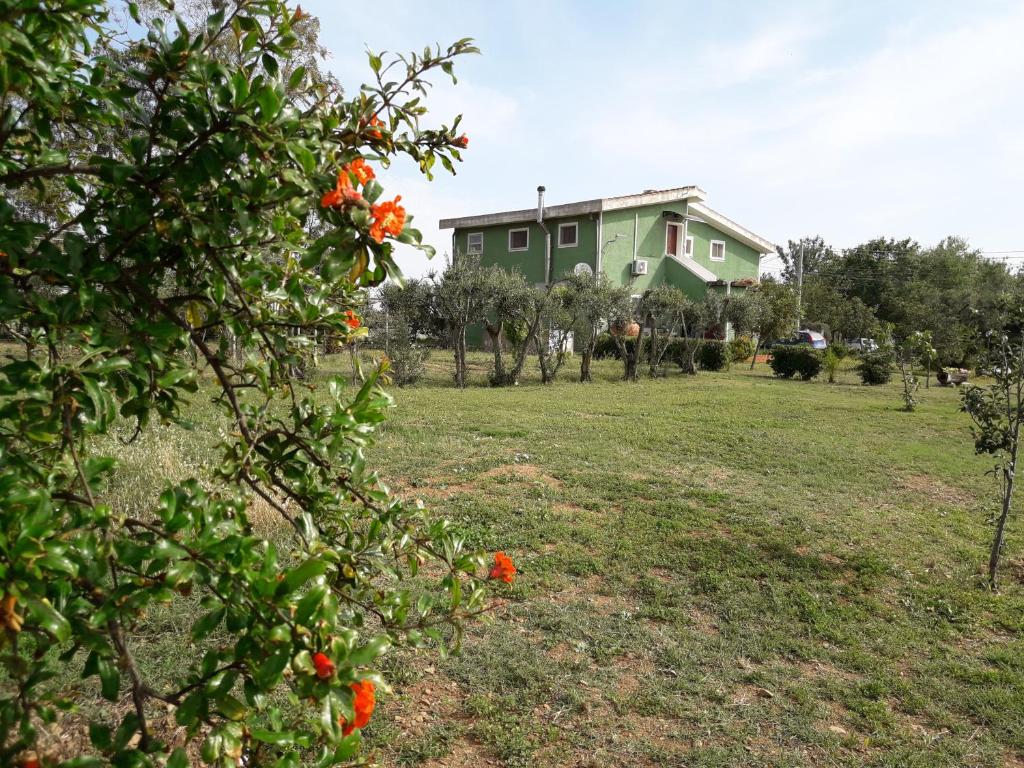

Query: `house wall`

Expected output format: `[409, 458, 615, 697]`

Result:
[453, 214, 599, 284]
[600, 202, 762, 296]
[449, 201, 764, 349]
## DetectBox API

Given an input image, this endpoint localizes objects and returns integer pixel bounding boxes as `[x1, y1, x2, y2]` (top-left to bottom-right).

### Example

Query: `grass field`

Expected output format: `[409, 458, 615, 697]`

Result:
[46, 350, 1024, 766]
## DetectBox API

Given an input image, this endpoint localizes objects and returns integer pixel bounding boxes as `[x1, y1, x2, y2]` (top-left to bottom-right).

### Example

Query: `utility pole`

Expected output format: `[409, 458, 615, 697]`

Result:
[795, 242, 804, 333]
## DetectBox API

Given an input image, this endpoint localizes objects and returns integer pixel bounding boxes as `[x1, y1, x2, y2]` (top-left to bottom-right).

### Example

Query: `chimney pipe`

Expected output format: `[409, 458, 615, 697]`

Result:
[536, 185, 551, 283]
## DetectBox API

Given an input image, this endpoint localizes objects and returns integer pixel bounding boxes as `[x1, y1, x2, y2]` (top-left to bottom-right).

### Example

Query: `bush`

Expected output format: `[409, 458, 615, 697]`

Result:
[858, 349, 894, 385]
[697, 340, 730, 371]
[385, 316, 429, 386]
[823, 348, 840, 383]
[0, 6, 489, 765]
[593, 332, 621, 359]
[664, 337, 685, 367]
[728, 334, 755, 363]
[769, 344, 823, 380]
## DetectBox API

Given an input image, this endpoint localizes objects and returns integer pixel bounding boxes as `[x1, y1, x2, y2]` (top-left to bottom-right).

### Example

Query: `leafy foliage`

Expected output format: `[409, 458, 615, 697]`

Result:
[0, 3, 498, 765]
[961, 332, 1024, 589]
[769, 345, 823, 380]
[727, 335, 755, 364]
[822, 347, 840, 384]
[747, 281, 799, 368]
[857, 350, 895, 385]
[434, 255, 494, 388]
[696, 341, 730, 372]
[780, 235, 1023, 366]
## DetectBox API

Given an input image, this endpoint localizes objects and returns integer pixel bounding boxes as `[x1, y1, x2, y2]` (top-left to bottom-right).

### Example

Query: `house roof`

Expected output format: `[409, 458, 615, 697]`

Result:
[438, 186, 776, 254]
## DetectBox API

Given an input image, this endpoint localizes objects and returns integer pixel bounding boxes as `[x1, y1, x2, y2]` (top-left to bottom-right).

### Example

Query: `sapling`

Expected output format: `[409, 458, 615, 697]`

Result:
[961, 332, 1024, 590]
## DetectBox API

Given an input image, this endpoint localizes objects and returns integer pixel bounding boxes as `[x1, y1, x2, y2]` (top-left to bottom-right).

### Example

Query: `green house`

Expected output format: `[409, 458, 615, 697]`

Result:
[438, 185, 775, 343]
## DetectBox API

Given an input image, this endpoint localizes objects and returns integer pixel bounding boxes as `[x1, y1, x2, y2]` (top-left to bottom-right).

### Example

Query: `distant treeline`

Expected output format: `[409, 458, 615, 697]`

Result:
[773, 236, 1022, 366]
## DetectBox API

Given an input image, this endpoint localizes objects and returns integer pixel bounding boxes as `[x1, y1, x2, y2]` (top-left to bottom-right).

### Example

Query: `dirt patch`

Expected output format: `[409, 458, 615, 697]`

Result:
[685, 606, 721, 636]
[609, 652, 656, 696]
[898, 474, 975, 507]
[552, 502, 601, 521]
[36, 705, 205, 763]
[729, 683, 776, 707]
[390, 670, 463, 739]
[476, 463, 563, 488]
[411, 463, 564, 501]
[788, 658, 860, 684]
[421, 738, 500, 767]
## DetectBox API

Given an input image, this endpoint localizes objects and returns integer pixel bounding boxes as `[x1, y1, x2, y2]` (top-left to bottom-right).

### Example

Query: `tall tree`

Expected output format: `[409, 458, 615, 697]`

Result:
[775, 235, 839, 285]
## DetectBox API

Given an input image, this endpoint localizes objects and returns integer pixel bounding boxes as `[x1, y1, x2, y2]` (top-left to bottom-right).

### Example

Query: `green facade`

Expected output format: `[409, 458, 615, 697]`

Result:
[454, 214, 599, 285]
[600, 202, 761, 295]
[452, 203, 761, 298]
[449, 196, 766, 348]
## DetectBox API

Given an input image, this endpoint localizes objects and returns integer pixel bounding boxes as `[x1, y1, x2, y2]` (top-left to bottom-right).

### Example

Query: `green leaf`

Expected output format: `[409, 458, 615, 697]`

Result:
[27, 598, 71, 643]
[192, 607, 225, 640]
[282, 558, 327, 593]
[97, 657, 120, 701]
[287, 66, 306, 90]
[347, 635, 390, 667]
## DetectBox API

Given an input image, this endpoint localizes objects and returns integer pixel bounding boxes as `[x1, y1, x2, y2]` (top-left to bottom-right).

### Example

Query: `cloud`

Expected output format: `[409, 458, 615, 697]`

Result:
[688, 19, 823, 90]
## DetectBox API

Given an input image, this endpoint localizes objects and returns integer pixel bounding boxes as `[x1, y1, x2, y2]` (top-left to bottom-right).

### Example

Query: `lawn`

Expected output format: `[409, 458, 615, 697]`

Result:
[43, 350, 1024, 767]
[361, 353, 1023, 768]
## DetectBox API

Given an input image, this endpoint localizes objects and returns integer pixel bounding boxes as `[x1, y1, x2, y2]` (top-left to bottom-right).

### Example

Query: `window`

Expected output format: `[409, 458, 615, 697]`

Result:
[710, 240, 726, 262]
[558, 222, 578, 248]
[467, 232, 483, 255]
[508, 227, 529, 251]
[685, 236, 694, 257]
[665, 222, 683, 257]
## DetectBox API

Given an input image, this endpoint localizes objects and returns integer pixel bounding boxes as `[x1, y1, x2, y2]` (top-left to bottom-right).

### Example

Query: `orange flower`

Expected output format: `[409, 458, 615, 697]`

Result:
[489, 552, 516, 584]
[366, 115, 384, 140]
[312, 652, 335, 679]
[454, 134, 469, 148]
[293, 5, 308, 21]
[321, 171, 361, 208]
[347, 157, 375, 185]
[339, 679, 376, 736]
[320, 187, 343, 208]
[344, 310, 361, 330]
[368, 196, 406, 244]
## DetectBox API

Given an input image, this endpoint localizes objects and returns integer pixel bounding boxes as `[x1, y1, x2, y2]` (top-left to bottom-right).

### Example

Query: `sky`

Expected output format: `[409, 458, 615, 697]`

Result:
[303, 0, 1024, 278]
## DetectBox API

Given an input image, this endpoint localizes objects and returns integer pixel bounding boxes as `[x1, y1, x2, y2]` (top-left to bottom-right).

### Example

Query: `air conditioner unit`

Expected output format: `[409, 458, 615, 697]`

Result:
[631, 259, 649, 276]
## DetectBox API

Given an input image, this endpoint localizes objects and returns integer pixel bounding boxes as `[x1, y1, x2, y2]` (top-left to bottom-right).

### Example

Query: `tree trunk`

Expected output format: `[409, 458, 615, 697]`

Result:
[580, 346, 593, 382]
[486, 321, 510, 386]
[452, 325, 467, 388]
[683, 338, 701, 375]
[990, 438, 1019, 590]
[508, 313, 541, 385]
[750, 336, 761, 370]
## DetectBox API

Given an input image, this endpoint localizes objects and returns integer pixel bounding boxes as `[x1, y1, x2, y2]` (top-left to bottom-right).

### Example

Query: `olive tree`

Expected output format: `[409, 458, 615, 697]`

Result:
[0, 4, 504, 766]
[748, 281, 800, 369]
[434, 255, 494, 388]
[558, 273, 629, 383]
[639, 285, 689, 377]
[482, 267, 533, 386]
